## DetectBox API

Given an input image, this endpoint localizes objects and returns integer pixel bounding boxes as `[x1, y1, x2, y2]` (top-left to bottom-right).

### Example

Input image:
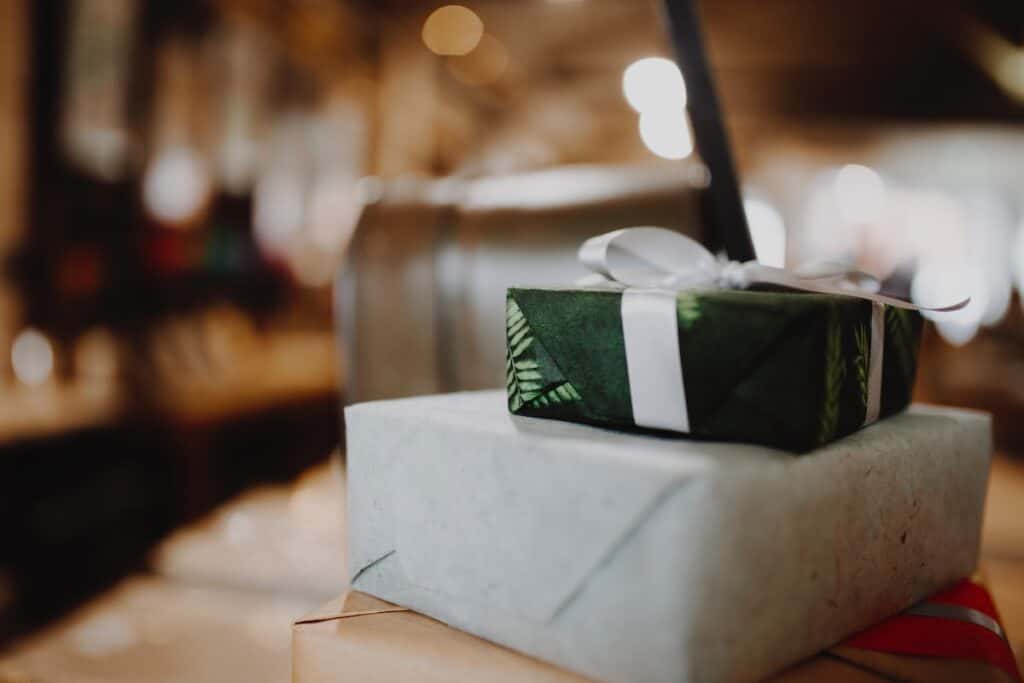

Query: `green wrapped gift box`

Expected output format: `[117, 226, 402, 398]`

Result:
[505, 287, 923, 452]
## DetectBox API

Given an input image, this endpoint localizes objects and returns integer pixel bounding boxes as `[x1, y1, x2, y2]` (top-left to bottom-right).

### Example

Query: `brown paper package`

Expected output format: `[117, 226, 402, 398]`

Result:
[292, 592, 1013, 683]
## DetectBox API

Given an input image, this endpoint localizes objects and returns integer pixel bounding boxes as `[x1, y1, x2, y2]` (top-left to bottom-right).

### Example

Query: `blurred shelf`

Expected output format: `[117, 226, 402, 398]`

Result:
[0, 383, 122, 448]
[152, 330, 340, 427]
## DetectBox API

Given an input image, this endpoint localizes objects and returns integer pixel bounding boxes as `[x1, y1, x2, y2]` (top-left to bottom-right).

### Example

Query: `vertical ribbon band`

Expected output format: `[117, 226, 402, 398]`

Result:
[621, 289, 690, 433]
[864, 302, 885, 427]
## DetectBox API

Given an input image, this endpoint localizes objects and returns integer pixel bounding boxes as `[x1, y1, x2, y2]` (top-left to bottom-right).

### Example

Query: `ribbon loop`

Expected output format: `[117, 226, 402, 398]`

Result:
[578, 227, 969, 312]
[579, 227, 718, 290]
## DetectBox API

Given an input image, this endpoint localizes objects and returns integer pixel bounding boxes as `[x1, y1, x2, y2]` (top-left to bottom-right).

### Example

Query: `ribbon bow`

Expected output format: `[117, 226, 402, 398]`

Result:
[574, 227, 967, 435]
[578, 227, 968, 312]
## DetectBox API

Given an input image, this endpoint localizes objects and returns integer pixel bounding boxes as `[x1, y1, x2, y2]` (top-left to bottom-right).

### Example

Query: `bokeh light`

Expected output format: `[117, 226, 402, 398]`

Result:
[638, 110, 692, 160]
[422, 5, 484, 57]
[73, 328, 119, 381]
[744, 198, 787, 268]
[447, 33, 509, 86]
[69, 614, 138, 658]
[253, 171, 306, 255]
[833, 164, 885, 225]
[11, 328, 55, 387]
[142, 146, 211, 227]
[912, 262, 986, 346]
[622, 57, 686, 114]
[308, 173, 362, 251]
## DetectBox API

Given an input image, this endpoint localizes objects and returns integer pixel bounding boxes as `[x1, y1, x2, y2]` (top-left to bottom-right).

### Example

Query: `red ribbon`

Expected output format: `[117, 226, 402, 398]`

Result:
[843, 579, 1020, 680]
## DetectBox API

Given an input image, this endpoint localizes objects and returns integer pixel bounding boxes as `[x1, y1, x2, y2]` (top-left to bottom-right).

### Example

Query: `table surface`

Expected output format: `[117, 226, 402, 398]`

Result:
[980, 454, 1024, 666]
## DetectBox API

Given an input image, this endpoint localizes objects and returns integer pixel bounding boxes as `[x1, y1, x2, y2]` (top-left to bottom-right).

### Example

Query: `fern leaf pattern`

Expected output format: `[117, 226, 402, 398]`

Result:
[818, 306, 845, 445]
[506, 297, 582, 412]
[853, 323, 870, 408]
[677, 293, 701, 329]
[885, 306, 917, 385]
[528, 382, 582, 408]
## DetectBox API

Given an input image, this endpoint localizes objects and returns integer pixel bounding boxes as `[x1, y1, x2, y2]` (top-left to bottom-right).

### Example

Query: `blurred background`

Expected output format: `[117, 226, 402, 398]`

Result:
[2, 0, 1024, 681]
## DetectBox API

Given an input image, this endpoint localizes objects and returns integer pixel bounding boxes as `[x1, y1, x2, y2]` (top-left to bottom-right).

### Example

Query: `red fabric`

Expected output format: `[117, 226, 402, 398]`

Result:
[843, 579, 1021, 681]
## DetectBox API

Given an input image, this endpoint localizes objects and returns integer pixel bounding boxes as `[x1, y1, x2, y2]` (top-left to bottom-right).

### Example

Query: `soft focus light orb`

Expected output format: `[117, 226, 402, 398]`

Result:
[142, 146, 210, 226]
[253, 171, 306, 254]
[291, 245, 336, 288]
[744, 198, 787, 268]
[994, 51, 1024, 101]
[833, 164, 885, 225]
[12, 328, 55, 387]
[447, 33, 509, 86]
[70, 614, 138, 658]
[984, 277, 1012, 327]
[223, 511, 255, 546]
[623, 57, 686, 113]
[638, 110, 692, 160]
[74, 328, 119, 380]
[912, 262, 986, 346]
[422, 5, 484, 57]
[960, 190, 1014, 327]
[308, 174, 362, 251]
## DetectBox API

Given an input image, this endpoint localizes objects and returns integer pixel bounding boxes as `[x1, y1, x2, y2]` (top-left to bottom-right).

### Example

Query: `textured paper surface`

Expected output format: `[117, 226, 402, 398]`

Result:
[346, 391, 991, 683]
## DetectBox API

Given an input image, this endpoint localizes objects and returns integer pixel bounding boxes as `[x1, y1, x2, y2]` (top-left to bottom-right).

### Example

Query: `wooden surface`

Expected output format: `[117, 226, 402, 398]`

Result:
[980, 454, 1024, 665]
[0, 0, 26, 255]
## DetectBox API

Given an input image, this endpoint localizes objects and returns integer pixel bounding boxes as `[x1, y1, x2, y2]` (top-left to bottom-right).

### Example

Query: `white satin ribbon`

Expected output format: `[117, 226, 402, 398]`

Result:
[578, 227, 968, 434]
[864, 302, 885, 426]
[621, 289, 690, 432]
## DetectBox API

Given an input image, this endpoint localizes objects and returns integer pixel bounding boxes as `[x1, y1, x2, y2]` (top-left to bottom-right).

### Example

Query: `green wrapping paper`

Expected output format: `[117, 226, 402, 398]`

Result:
[506, 287, 923, 452]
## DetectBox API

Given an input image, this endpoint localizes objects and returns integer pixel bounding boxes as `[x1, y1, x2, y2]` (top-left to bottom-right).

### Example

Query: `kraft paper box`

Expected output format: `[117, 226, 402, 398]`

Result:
[506, 287, 923, 452]
[345, 391, 991, 683]
[292, 592, 1016, 683]
[292, 592, 592, 683]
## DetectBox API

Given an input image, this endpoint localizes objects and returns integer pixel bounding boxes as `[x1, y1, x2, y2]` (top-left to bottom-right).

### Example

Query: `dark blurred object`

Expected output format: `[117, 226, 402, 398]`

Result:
[339, 163, 707, 403]
[664, 0, 754, 261]
[0, 423, 175, 637]
[0, 385, 337, 642]
[967, 0, 1024, 45]
[165, 393, 340, 522]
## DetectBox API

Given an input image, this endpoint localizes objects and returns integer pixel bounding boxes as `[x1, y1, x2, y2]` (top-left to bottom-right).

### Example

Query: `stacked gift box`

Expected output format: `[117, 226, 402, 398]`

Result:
[305, 224, 1008, 682]
[322, 386, 997, 683]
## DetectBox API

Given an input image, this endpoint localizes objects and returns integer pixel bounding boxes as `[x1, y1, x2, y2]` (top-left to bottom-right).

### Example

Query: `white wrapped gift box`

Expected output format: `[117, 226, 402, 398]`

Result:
[346, 391, 990, 683]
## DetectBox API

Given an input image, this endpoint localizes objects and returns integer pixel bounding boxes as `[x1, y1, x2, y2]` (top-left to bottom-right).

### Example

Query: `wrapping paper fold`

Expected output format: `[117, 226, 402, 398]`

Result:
[506, 287, 923, 451]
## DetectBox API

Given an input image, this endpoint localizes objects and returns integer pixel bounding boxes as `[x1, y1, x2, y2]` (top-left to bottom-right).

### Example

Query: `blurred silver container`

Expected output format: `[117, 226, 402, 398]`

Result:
[337, 163, 707, 403]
